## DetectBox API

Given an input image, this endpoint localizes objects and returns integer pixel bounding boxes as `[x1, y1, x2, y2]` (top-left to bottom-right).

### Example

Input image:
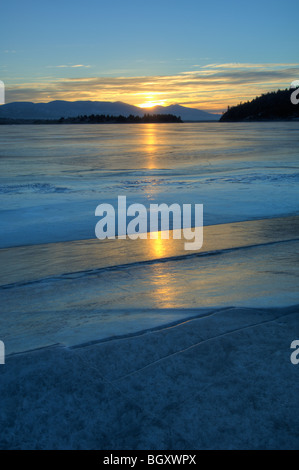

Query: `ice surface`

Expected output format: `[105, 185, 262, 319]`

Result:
[0, 123, 298, 449]
[0, 122, 299, 248]
[1, 236, 298, 355]
[1, 306, 298, 449]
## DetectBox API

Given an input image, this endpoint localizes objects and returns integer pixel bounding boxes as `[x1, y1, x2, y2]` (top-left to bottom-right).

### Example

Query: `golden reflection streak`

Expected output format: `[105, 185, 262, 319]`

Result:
[145, 234, 182, 308]
[141, 121, 179, 305]
[143, 123, 158, 164]
[148, 233, 166, 258]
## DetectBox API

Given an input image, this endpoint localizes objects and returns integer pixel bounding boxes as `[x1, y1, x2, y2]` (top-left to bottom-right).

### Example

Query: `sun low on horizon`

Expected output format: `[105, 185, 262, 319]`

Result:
[139, 98, 167, 108]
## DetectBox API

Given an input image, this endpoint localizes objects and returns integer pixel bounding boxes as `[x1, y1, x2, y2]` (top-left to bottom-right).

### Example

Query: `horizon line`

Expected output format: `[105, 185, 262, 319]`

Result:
[0, 99, 222, 115]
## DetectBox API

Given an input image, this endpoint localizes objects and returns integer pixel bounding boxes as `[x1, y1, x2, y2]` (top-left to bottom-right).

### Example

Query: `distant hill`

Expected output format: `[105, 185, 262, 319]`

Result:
[0, 101, 142, 120]
[0, 100, 220, 122]
[220, 88, 299, 122]
[149, 104, 220, 121]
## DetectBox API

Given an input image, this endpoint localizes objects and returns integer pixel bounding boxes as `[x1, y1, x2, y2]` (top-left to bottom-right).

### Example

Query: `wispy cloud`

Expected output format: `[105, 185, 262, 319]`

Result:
[4, 63, 299, 112]
[47, 64, 91, 68]
[202, 63, 299, 69]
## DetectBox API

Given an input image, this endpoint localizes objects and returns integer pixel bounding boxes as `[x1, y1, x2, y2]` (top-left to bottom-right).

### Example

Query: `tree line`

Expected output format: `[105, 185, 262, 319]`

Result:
[0, 113, 182, 125]
[220, 88, 299, 121]
[58, 113, 182, 124]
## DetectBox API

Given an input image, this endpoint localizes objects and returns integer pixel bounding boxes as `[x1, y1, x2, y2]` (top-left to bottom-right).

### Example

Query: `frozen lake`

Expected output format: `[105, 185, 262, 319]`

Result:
[0, 123, 298, 354]
[0, 122, 299, 247]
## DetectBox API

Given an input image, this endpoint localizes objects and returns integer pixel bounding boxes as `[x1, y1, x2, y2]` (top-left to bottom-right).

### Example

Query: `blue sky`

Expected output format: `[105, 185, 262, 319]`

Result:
[1, 0, 298, 111]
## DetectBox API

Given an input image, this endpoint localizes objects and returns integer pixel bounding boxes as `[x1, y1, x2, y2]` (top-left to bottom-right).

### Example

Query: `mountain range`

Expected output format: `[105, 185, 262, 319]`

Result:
[0, 100, 220, 121]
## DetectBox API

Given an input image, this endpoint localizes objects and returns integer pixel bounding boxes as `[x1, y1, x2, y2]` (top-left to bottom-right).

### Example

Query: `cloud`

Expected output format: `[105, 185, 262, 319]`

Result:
[47, 64, 91, 68]
[4, 63, 299, 112]
[201, 62, 299, 69]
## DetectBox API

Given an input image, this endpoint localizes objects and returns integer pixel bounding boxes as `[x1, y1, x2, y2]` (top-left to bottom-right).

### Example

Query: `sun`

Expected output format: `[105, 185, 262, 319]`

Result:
[139, 99, 166, 108]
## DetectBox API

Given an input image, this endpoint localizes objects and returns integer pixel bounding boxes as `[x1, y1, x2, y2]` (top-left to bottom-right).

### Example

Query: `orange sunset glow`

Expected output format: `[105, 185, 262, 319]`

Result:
[4, 63, 299, 114]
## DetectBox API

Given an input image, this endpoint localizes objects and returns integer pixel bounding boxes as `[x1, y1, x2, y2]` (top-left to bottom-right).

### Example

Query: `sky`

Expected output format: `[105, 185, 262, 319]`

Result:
[1, 0, 298, 112]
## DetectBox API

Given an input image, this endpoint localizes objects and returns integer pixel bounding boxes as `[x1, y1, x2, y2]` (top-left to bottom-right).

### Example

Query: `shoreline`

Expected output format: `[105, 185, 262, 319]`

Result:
[1, 231, 298, 357]
[5, 303, 299, 359]
[1, 215, 299, 286]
